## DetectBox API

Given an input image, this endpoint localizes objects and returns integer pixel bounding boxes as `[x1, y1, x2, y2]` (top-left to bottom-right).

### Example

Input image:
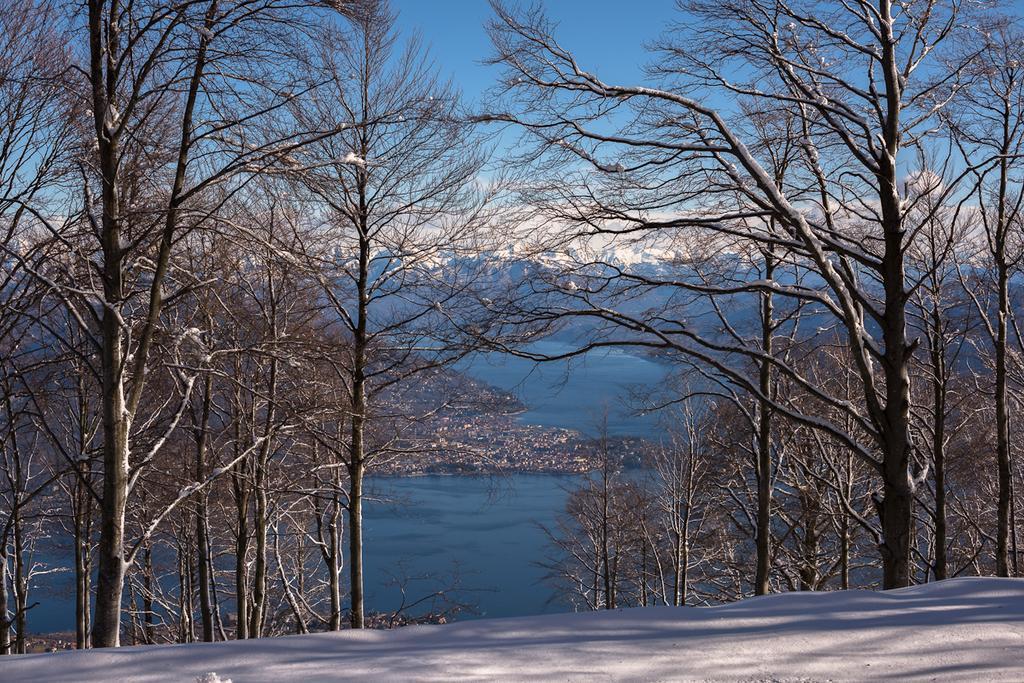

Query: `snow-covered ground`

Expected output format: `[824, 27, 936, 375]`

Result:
[7, 577, 1024, 682]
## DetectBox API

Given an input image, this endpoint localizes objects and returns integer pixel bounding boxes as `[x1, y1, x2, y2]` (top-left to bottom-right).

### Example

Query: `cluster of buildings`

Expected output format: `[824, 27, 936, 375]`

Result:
[381, 414, 649, 475]
[372, 372, 651, 475]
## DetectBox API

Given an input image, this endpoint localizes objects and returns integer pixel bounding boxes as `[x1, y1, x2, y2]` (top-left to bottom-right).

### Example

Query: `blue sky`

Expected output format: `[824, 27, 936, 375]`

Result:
[392, 1, 681, 104]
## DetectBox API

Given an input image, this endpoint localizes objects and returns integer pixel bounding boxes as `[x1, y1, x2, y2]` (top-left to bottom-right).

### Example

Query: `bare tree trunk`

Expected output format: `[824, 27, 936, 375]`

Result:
[194, 373, 214, 641]
[210, 531, 228, 641]
[1012, 471, 1020, 576]
[874, 35, 915, 584]
[672, 528, 683, 607]
[74, 455, 93, 648]
[600, 459, 613, 609]
[879, 374, 914, 588]
[799, 491, 820, 591]
[249, 474, 268, 638]
[179, 533, 196, 643]
[0, 546, 9, 655]
[841, 452, 853, 590]
[232, 372, 250, 640]
[89, 0, 129, 644]
[93, 304, 129, 647]
[195, 487, 213, 642]
[347, 457, 364, 629]
[331, 488, 344, 631]
[249, 347, 278, 640]
[249, 289, 279, 638]
[233, 488, 249, 640]
[755, 253, 774, 596]
[13, 515, 27, 654]
[931, 312, 948, 581]
[679, 470, 693, 606]
[142, 544, 155, 644]
[318, 468, 344, 631]
[347, 212, 370, 629]
[876, 5, 915, 588]
[177, 538, 189, 643]
[995, 173, 1012, 578]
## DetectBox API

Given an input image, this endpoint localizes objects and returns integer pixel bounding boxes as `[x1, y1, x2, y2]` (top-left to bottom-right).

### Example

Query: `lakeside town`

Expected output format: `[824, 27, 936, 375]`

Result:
[377, 373, 651, 475]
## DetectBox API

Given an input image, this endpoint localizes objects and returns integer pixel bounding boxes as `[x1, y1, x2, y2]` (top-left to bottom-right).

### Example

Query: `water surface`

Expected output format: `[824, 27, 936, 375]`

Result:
[25, 343, 665, 633]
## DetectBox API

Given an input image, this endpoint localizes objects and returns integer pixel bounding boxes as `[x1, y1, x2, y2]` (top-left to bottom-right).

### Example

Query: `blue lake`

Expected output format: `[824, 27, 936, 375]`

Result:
[460, 339, 669, 437]
[363, 473, 578, 619]
[25, 342, 668, 633]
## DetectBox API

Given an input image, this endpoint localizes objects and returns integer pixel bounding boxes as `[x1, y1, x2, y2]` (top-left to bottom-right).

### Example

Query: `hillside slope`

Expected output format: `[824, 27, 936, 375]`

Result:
[6, 577, 1024, 682]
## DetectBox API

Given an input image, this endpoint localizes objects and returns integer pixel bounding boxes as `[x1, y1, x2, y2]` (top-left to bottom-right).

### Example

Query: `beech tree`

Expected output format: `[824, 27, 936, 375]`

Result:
[485, 0, 982, 588]
[287, 0, 495, 628]
[648, 401, 713, 605]
[35, 0, 331, 647]
[947, 22, 1024, 577]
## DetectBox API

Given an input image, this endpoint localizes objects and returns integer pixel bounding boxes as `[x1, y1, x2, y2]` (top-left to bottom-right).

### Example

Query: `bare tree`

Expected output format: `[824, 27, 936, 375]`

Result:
[286, 0, 495, 628]
[905, 172, 974, 581]
[648, 401, 713, 605]
[947, 21, 1024, 577]
[484, 0, 983, 588]
[36, 0, 328, 646]
[0, 0, 74, 654]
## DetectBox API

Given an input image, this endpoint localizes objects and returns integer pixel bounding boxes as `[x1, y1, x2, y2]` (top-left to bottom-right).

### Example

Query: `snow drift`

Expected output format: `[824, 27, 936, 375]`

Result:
[6, 577, 1024, 682]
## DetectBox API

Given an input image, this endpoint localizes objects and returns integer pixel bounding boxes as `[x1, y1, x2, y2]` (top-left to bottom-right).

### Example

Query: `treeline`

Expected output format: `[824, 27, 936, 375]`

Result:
[0, 0, 1023, 655]
[542, 377, 999, 610]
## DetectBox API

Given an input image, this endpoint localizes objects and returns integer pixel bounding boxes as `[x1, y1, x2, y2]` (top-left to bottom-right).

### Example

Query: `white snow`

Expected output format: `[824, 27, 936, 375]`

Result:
[6, 578, 1024, 682]
[195, 674, 231, 683]
[341, 152, 366, 167]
